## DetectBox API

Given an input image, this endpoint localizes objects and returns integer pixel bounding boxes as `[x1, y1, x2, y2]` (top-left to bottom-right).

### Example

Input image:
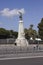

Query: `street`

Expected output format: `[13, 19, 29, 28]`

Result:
[0, 57, 43, 65]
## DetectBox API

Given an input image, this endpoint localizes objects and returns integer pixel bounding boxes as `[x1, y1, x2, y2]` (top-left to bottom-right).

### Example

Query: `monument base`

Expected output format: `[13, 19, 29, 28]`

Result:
[15, 38, 28, 47]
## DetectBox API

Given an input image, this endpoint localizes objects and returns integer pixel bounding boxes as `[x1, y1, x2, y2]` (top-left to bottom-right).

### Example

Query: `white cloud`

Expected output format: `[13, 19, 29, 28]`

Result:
[0, 8, 25, 17]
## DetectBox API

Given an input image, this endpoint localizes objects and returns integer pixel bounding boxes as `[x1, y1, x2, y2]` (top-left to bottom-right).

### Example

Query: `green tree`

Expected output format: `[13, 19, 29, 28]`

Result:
[0, 28, 18, 39]
[24, 24, 37, 40]
[30, 24, 33, 29]
[38, 18, 43, 40]
[28, 24, 37, 39]
[10, 30, 18, 38]
[0, 28, 10, 38]
[24, 28, 30, 40]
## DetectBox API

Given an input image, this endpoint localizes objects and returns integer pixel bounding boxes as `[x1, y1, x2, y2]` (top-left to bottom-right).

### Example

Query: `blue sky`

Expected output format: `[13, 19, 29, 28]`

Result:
[0, 0, 43, 31]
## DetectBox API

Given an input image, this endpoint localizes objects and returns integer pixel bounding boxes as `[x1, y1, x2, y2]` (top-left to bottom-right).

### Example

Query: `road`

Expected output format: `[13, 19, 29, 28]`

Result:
[0, 57, 43, 65]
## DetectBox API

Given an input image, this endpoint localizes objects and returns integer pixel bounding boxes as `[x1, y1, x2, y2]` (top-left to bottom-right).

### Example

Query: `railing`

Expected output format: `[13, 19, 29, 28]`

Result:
[0, 39, 15, 44]
[0, 45, 43, 55]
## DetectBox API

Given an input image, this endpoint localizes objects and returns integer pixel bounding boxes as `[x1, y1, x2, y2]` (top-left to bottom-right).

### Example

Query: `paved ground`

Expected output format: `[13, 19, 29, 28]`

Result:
[0, 44, 43, 55]
[0, 57, 43, 65]
[0, 52, 43, 59]
[0, 44, 43, 65]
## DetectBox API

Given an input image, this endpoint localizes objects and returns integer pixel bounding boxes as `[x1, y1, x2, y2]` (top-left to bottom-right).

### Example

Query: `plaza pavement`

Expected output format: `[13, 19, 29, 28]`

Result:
[0, 44, 43, 59]
[0, 44, 43, 65]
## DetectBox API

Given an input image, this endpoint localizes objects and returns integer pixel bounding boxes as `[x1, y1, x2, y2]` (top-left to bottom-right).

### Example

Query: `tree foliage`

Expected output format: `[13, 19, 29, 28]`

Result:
[38, 18, 43, 40]
[24, 24, 37, 40]
[24, 28, 30, 40]
[0, 28, 18, 39]
[28, 24, 37, 39]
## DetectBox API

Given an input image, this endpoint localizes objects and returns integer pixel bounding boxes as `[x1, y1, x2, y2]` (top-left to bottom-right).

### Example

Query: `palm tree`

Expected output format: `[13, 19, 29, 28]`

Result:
[30, 24, 33, 29]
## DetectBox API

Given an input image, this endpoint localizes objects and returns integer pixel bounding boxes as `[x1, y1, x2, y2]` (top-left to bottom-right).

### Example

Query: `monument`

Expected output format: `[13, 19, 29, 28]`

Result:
[15, 12, 28, 46]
